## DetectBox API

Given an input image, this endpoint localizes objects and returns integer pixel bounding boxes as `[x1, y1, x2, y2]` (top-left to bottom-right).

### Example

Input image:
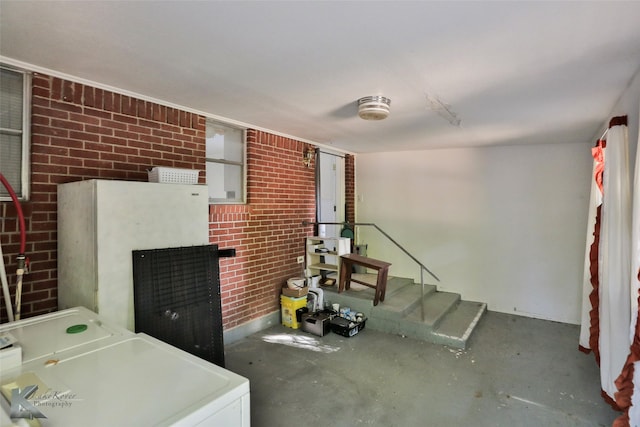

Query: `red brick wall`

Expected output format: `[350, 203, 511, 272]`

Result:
[210, 130, 317, 329]
[0, 73, 205, 322]
[0, 73, 336, 330]
[345, 154, 355, 224]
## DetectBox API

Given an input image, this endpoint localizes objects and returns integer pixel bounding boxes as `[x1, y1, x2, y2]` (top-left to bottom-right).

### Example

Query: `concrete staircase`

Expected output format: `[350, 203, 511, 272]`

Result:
[320, 274, 486, 349]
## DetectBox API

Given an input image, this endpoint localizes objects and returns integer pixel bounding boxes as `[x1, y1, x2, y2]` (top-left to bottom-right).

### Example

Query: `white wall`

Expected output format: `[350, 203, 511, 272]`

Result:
[611, 68, 640, 168]
[356, 142, 593, 324]
[356, 67, 640, 325]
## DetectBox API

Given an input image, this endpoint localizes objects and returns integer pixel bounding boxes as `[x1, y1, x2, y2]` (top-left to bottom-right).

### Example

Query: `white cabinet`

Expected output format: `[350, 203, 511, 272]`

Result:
[305, 236, 351, 281]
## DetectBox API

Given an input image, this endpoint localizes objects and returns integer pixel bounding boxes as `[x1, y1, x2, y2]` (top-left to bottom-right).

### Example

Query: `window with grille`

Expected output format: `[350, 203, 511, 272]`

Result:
[0, 65, 31, 201]
[205, 119, 246, 204]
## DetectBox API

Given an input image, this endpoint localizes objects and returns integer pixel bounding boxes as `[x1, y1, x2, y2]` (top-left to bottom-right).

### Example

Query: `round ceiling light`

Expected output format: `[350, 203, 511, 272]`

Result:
[357, 96, 391, 120]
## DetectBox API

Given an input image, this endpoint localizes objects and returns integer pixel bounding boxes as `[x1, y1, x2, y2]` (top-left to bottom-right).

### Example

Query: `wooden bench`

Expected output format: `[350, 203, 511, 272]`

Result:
[338, 253, 392, 306]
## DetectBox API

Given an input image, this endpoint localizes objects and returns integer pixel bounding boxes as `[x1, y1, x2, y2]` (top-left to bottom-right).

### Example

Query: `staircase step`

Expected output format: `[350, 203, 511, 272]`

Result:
[429, 301, 487, 349]
[384, 276, 418, 298]
[321, 274, 412, 303]
[371, 283, 436, 319]
[317, 274, 486, 349]
[406, 291, 460, 328]
[321, 275, 416, 320]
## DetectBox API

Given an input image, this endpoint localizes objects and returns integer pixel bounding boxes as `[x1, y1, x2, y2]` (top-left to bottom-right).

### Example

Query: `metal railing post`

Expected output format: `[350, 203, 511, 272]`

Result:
[420, 267, 425, 322]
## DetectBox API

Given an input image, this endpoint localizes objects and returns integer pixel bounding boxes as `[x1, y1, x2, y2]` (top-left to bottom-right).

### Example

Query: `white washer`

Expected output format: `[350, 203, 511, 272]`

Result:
[0, 307, 250, 426]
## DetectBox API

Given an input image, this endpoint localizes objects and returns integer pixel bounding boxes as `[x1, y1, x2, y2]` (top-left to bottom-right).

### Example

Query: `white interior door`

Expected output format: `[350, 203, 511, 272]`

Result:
[317, 151, 345, 238]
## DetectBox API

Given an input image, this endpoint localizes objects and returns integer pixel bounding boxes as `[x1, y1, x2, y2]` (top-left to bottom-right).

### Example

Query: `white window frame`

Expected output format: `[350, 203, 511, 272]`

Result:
[0, 64, 31, 201]
[205, 119, 247, 204]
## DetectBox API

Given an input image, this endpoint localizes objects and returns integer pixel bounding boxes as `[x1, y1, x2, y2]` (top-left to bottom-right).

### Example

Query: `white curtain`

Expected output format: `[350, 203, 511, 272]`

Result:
[579, 146, 603, 351]
[628, 114, 640, 424]
[579, 117, 632, 407]
[614, 111, 640, 427]
[599, 122, 632, 400]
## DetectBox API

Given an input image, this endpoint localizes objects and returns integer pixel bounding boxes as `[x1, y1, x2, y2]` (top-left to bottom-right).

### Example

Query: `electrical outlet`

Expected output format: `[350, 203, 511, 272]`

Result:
[296, 256, 304, 264]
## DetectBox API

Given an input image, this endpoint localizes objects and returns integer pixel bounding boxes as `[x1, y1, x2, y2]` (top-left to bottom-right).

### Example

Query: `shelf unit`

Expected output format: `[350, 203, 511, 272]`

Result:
[305, 236, 351, 281]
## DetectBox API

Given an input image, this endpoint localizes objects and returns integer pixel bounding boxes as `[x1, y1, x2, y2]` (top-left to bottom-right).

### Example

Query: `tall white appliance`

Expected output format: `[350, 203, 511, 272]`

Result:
[57, 179, 210, 331]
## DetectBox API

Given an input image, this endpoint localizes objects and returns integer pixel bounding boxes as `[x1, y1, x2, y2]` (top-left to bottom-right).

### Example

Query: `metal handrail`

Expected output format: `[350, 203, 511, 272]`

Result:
[302, 221, 440, 321]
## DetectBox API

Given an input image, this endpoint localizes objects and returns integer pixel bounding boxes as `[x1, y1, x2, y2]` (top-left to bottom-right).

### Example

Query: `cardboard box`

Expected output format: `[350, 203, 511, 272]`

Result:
[301, 312, 331, 337]
[282, 286, 309, 297]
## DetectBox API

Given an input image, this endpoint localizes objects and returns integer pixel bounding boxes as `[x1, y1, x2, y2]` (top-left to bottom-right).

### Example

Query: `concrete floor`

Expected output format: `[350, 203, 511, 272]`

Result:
[225, 311, 619, 427]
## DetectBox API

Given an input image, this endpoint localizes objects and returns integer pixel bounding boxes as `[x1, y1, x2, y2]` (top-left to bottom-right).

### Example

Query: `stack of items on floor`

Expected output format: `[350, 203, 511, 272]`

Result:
[280, 276, 366, 337]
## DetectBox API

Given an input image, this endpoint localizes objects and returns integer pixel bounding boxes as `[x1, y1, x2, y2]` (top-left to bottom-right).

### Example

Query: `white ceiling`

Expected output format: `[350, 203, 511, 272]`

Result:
[2, 1, 640, 153]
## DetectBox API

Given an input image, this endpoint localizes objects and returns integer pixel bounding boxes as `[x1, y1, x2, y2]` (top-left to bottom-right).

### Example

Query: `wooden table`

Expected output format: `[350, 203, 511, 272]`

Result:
[338, 253, 392, 306]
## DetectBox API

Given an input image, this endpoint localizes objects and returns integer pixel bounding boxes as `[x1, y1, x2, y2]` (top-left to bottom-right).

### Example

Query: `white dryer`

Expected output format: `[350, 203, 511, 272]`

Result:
[0, 307, 250, 426]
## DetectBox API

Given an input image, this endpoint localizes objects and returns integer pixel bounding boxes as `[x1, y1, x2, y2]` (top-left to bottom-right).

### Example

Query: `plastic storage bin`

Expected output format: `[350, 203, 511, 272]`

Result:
[280, 295, 307, 329]
[148, 167, 199, 184]
[329, 316, 367, 337]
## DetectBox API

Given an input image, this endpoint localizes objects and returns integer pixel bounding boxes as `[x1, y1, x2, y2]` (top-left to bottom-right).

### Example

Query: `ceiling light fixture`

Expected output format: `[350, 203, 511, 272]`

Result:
[357, 96, 391, 120]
